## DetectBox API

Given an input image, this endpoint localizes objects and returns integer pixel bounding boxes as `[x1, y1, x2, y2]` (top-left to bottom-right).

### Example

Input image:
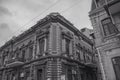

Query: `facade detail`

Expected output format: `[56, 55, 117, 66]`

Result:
[0, 13, 97, 80]
[89, 0, 120, 80]
[80, 28, 94, 39]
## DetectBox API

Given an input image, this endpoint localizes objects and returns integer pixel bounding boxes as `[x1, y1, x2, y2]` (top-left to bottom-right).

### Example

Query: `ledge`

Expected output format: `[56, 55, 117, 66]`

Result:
[0, 55, 97, 70]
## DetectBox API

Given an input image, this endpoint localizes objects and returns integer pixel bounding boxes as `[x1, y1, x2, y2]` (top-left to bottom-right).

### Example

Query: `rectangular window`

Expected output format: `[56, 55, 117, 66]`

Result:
[80, 48, 84, 61]
[65, 39, 70, 55]
[29, 46, 33, 60]
[39, 38, 45, 55]
[101, 18, 117, 36]
[11, 73, 16, 80]
[67, 69, 72, 80]
[76, 52, 81, 61]
[83, 51, 86, 63]
[112, 57, 120, 80]
[6, 74, 9, 80]
[25, 71, 30, 80]
[76, 45, 81, 61]
[67, 68, 78, 80]
[21, 50, 25, 61]
[0, 75, 2, 80]
[18, 50, 25, 61]
[37, 69, 43, 80]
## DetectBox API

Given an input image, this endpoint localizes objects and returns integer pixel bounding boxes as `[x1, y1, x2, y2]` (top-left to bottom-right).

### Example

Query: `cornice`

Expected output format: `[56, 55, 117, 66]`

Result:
[89, 6, 104, 17]
[0, 55, 96, 71]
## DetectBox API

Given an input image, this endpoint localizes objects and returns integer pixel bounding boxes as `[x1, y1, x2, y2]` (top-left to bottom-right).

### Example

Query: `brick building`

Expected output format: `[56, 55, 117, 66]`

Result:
[0, 13, 97, 80]
[89, 0, 120, 80]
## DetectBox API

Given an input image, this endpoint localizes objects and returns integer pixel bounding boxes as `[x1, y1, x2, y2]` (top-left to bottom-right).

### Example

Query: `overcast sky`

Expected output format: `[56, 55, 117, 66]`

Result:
[0, 0, 92, 46]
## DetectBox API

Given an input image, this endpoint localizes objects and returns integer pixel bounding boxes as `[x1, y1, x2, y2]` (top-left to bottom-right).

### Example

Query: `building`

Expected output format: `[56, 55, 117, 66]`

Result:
[89, 0, 120, 80]
[81, 27, 102, 80]
[0, 13, 97, 80]
[81, 28, 94, 39]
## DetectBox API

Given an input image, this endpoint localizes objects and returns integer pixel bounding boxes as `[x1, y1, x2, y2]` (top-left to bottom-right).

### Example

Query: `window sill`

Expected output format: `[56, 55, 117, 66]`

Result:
[103, 33, 117, 42]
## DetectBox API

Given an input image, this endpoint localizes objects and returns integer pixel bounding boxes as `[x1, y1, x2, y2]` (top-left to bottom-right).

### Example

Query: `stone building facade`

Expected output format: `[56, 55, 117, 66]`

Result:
[81, 28, 94, 39]
[89, 0, 120, 80]
[0, 13, 97, 80]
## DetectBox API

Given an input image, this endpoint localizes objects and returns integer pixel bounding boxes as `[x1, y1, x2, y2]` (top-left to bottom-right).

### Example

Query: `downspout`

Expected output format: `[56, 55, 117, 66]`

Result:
[96, 48, 106, 80]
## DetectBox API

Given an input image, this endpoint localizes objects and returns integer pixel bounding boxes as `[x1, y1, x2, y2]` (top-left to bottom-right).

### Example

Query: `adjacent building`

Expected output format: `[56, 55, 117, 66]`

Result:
[89, 0, 120, 80]
[81, 27, 101, 80]
[81, 28, 94, 40]
[0, 13, 97, 80]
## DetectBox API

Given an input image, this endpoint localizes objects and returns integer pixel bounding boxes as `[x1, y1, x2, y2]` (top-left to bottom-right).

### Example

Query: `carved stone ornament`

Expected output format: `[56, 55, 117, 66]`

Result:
[36, 29, 44, 35]
[62, 30, 73, 39]
[27, 40, 34, 45]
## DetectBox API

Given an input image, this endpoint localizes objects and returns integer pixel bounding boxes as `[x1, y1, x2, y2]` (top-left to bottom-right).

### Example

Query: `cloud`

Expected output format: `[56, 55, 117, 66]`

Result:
[0, 23, 13, 46]
[0, 6, 12, 16]
[0, 0, 93, 46]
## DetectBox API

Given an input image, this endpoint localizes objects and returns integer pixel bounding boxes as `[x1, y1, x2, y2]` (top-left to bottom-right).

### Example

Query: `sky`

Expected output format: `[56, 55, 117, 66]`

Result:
[0, 0, 92, 46]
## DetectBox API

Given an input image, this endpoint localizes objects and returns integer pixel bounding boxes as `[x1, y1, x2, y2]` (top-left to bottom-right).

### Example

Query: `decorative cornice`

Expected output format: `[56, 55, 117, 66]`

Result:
[0, 55, 96, 71]
[107, 0, 120, 7]
[89, 6, 104, 16]
[62, 30, 73, 39]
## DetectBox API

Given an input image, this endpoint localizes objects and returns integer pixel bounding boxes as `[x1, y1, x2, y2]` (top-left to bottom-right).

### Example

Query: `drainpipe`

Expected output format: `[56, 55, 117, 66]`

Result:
[96, 48, 106, 80]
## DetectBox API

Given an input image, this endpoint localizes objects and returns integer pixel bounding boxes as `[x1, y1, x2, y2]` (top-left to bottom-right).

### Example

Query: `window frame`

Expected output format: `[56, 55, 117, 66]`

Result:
[38, 38, 45, 56]
[65, 38, 70, 56]
[28, 45, 33, 60]
[101, 17, 117, 37]
[112, 56, 120, 80]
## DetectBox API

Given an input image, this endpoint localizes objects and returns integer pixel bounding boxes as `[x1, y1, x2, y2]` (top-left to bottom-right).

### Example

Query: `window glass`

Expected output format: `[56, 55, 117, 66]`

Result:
[112, 57, 120, 80]
[39, 38, 45, 55]
[37, 69, 43, 80]
[29, 46, 33, 60]
[65, 39, 70, 55]
[101, 18, 116, 36]
[67, 69, 72, 80]
[22, 50, 25, 61]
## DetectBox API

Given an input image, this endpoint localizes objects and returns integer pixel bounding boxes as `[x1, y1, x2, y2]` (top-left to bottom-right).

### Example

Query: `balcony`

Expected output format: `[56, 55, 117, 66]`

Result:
[85, 61, 97, 68]
[6, 57, 24, 67]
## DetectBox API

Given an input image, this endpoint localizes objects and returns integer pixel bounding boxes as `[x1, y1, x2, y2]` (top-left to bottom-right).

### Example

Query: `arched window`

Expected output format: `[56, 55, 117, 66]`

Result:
[112, 56, 120, 80]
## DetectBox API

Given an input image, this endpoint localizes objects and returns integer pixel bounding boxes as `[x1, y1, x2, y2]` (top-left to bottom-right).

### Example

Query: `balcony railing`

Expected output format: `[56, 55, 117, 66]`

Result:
[5, 57, 24, 67]
[85, 61, 97, 68]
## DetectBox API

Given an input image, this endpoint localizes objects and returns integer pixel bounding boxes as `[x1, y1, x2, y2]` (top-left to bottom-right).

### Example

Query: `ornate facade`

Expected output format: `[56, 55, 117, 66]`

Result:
[89, 0, 120, 80]
[0, 13, 97, 80]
